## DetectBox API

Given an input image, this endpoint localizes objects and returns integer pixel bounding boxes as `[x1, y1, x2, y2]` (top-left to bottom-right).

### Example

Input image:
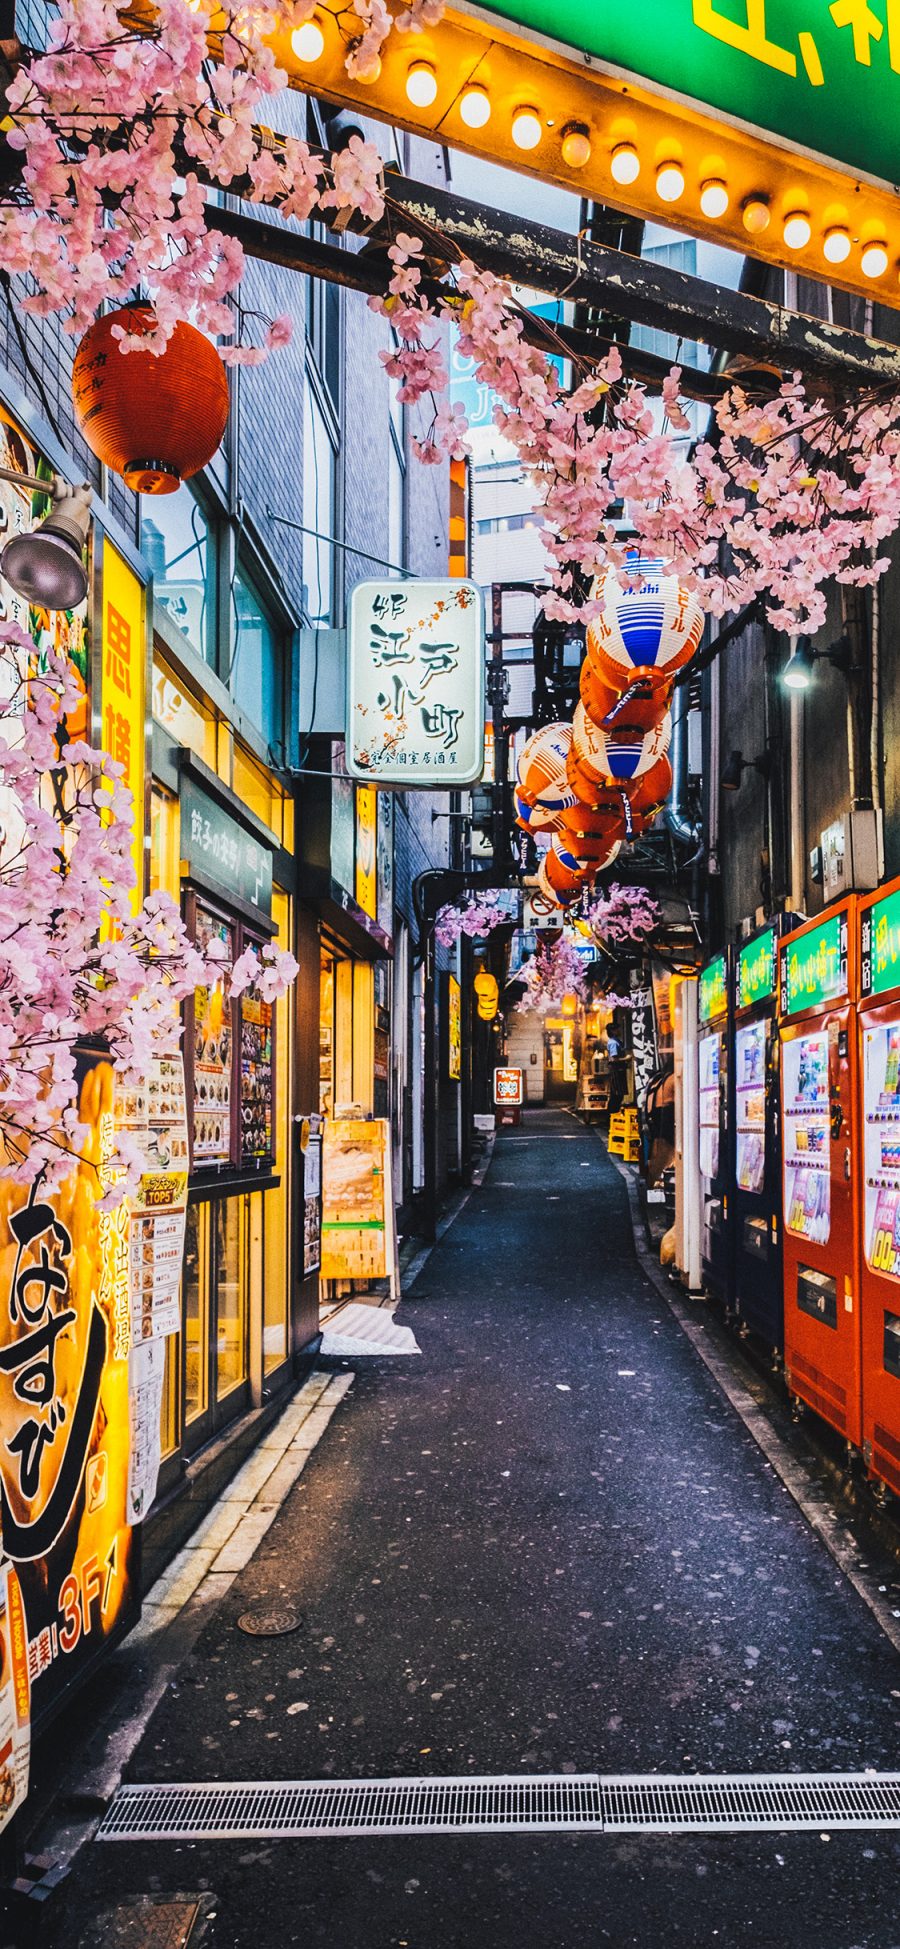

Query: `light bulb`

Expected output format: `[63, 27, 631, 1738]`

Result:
[561, 124, 592, 168]
[611, 143, 640, 186]
[862, 240, 888, 277]
[459, 86, 491, 129]
[511, 107, 542, 150]
[291, 17, 324, 61]
[406, 62, 438, 107]
[656, 162, 685, 203]
[700, 178, 728, 220]
[742, 198, 770, 235]
[783, 211, 811, 249]
[356, 53, 382, 84]
[823, 226, 851, 264]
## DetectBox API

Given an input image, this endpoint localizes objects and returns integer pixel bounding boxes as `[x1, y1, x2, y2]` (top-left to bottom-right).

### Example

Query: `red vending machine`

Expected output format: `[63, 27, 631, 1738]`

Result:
[780, 901, 861, 1446]
[856, 877, 900, 1493]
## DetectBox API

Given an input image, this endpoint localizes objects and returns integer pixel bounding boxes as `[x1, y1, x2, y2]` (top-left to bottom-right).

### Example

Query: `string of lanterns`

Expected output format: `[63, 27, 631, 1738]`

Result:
[515, 563, 703, 909]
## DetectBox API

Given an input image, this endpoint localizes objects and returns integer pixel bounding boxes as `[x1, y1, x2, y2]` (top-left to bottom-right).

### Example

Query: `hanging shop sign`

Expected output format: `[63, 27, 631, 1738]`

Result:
[320, 1119, 393, 1281]
[281, 4, 900, 307]
[100, 541, 146, 906]
[698, 953, 728, 1024]
[355, 784, 378, 920]
[738, 925, 777, 1009]
[181, 776, 273, 915]
[781, 910, 848, 1015]
[448, 974, 462, 1081]
[0, 1056, 139, 1733]
[346, 580, 485, 787]
[861, 885, 900, 998]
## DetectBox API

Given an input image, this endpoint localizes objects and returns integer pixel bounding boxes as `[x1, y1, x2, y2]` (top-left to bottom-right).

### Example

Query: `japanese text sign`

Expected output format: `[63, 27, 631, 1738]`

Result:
[347, 579, 485, 787]
[101, 544, 145, 911]
[861, 885, 900, 998]
[181, 776, 273, 915]
[699, 953, 728, 1023]
[738, 927, 777, 1010]
[477, 0, 900, 189]
[494, 1067, 524, 1105]
[448, 975, 462, 1081]
[781, 911, 848, 1015]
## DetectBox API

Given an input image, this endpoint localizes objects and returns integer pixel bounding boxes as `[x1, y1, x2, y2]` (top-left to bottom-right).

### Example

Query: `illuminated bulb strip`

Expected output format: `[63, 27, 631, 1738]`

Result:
[700, 178, 728, 219]
[862, 240, 888, 277]
[783, 211, 811, 249]
[459, 86, 491, 129]
[611, 143, 639, 186]
[406, 62, 438, 107]
[823, 226, 851, 264]
[656, 162, 684, 203]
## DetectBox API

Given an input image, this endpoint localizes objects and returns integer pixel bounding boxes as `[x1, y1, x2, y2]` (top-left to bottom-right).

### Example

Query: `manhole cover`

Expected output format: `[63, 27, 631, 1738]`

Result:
[237, 1606, 303, 1637]
[78, 1897, 202, 1949]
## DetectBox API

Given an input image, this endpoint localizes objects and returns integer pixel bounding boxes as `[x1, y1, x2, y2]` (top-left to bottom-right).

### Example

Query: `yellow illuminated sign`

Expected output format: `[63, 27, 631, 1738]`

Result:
[355, 785, 378, 920]
[101, 542, 146, 912]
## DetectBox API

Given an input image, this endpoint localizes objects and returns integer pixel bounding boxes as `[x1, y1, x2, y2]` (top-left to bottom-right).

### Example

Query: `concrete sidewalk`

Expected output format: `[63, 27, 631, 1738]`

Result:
[44, 1109, 900, 1948]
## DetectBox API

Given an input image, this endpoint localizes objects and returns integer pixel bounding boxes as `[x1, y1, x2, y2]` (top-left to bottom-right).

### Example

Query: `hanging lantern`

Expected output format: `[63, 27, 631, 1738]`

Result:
[572, 702, 672, 785]
[72, 305, 230, 494]
[556, 801, 627, 859]
[515, 723, 577, 828]
[474, 967, 499, 1020]
[587, 562, 703, 688]
[628, 755, 674, 829]
[580, 657, 671, 736]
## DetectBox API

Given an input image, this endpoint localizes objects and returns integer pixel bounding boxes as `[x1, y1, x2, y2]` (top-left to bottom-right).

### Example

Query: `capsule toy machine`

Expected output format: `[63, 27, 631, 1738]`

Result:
[698, 949, 734, 1308]
[780, 901, 861, 1446]
[856, 875, 900, 1495]
[732, 919, 791, 1354]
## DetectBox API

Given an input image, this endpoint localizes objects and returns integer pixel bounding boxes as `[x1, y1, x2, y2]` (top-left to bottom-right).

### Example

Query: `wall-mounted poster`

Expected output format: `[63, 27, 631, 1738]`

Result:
[193, 908, 233, 1164]
[128, 1056, 190, 1345]
[240, 994, 274, 1162]
[302, 1115, 324, 1278]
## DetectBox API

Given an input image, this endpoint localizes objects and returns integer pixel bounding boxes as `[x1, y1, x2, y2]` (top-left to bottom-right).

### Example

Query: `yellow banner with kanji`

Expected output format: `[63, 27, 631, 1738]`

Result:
[101, 543, 145, 913]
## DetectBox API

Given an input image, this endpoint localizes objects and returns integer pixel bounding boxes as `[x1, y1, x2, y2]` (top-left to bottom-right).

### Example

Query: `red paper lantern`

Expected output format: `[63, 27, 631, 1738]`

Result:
[72, 305, 230, 494]
[581, 657, 671, 736]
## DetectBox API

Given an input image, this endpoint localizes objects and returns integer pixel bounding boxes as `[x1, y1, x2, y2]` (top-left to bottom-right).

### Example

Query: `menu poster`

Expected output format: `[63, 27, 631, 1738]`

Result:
[698, 1030, 722, 1181]
[193, 909, 233, 1164]
[782, 1031, 831, 1244]
[240, 994, 274, 1162]
[303, 1125, 323, 1276]
[735, 1019, 766, 1194]
[863, 1024, 900, 1278]
[321, 1119, 390, 1280]
[127, 1337, 166, 1524]
[130, 1056, 190, 1343]
[0, 1560, 30, 1835]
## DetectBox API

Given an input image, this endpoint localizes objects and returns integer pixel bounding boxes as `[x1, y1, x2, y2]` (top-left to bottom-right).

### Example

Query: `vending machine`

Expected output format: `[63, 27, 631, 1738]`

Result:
[698, 950, 733, 1307]
[732, 920, 786, 1353]
[856, 875, 900, 1495]
[780, 901, 861, 1446]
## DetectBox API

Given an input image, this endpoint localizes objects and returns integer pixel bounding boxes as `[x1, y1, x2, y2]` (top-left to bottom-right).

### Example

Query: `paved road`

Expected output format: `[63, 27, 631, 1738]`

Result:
[48, 1111, 900, 1947]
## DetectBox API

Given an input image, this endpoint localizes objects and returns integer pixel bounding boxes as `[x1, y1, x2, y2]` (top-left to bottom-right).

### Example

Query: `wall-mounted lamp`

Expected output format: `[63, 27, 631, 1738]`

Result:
[782, 632, 851, 691]
[721, 747, 771, 792]
[0, 470, 92, 610]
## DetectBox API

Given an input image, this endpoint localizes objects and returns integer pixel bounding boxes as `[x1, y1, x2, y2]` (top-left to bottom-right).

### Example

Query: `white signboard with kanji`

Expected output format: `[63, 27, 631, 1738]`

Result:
[347, 579, 485, 787]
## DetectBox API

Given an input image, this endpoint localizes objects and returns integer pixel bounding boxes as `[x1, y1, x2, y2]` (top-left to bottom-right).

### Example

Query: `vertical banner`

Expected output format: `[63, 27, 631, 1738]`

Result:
[447, 974, 462, 1081]
[355, 784, 377, 920]
[101, 541, 146, 908]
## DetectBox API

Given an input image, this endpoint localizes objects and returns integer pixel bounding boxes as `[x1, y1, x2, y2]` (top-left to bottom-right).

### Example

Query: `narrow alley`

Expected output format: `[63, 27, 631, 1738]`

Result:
[48, 1112, 900, 1949]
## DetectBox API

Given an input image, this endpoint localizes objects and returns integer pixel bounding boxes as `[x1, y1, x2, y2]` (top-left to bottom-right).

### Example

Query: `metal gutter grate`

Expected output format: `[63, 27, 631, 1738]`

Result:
[96, 1772, 900, 1842]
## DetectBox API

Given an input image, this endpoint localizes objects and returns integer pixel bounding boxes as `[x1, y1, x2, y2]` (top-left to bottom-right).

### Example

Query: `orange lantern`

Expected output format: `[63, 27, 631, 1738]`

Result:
[627, 755, 674, 828]
[72, 305, 230, 494]
[556, 802, 627, 859]
[580, 657, 672, 736]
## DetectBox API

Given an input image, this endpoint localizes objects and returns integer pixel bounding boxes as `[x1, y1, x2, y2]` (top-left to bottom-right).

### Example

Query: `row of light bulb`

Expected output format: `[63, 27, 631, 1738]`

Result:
[290, 25, 894, 278]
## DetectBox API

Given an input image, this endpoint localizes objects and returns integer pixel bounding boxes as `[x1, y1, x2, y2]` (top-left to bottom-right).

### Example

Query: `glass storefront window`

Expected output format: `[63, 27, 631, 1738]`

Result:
[302, 380, 336, 626]
[142, 485, 215, 665]
[184, 1202, 210, 1424]
[215, 1196, 248, 1399]
[192, 907, 234, 1167]
[231, 567, 280, 749]
[263, 889, 292, 1374]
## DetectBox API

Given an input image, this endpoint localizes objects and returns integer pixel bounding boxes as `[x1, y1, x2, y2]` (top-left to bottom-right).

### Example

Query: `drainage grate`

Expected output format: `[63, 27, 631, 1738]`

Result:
[96, 1772, 900, 1843]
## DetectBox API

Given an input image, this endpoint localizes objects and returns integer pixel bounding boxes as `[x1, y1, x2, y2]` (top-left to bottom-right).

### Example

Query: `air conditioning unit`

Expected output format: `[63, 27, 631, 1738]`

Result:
[820, 809, 883, 901]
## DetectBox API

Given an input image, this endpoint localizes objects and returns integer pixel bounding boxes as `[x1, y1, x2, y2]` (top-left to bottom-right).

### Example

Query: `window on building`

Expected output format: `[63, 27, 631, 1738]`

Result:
[388, 379, 406, 574]
[230, 565, 282, 751]
[142, 484, 216, 666]
[302, 378, 337, 627]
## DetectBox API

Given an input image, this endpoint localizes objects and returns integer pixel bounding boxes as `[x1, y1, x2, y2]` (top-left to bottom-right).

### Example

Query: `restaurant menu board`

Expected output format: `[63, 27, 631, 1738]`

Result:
[735, 1019, 766, 1194]
[240, 995, 273, 1162]
[127, 1338, 166, 1525]
[782, 1032, 830, 1243]
[698, 1030, 722, 1180]
[303, 1119, 323, 1276]
[0, 1560, 29, 1835]
[321, 1119, 390, 1281]
[193, 909, 233, 1164]
[863, 1024, 900, 1279]
[129, 1056, 190, 1344]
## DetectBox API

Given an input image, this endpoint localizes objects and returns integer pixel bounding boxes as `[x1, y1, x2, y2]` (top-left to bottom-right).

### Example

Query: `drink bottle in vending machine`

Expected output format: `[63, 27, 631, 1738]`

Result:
[857, 875, 900, 1495]
[698, 949, 733, 1308]
[779, 901, 861, 1445]
[731, 918, 796, 1353]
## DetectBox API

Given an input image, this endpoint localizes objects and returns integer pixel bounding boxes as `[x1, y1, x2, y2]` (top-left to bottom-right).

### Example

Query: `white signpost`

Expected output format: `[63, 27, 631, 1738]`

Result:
[346, 579, 485, 787]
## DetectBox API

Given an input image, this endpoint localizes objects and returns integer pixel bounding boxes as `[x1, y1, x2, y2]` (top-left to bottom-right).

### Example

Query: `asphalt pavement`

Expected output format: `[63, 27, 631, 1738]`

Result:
[44, 1108, 900, 1948]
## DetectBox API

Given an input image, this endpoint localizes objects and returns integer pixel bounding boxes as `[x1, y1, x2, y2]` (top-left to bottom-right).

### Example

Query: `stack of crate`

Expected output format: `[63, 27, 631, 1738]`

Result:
[607, 1107, 640, 1163]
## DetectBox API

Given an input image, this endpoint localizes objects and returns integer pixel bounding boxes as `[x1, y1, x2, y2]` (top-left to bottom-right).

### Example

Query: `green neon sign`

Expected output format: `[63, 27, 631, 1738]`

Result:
[738, 926, 776, 1009]
[476, 0, 900, 188]
[861, 886, 900, 997]
[781, 912, 847, 1015]
[699, 953, 728, 1023]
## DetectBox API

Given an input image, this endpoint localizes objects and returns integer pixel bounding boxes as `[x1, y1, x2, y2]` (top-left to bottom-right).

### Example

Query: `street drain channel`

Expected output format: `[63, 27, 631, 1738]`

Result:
[97, 1772, 900, 1841]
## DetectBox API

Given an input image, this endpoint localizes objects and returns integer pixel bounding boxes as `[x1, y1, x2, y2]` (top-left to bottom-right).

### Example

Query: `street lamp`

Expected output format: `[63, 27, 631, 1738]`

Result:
[782, 633, 851, 691]
[721, 747, 771, 791]
[0, 470, 92, 610]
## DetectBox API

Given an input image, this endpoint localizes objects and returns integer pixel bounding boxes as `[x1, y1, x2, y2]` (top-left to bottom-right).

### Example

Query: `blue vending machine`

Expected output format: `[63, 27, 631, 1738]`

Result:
[698, 949, 734, 1308]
